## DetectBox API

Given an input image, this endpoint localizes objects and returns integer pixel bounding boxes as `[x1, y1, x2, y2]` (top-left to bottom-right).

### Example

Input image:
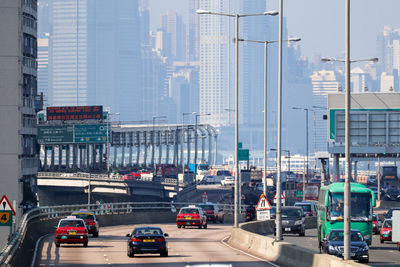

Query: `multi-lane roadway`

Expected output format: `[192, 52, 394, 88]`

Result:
[35, 223, 278, 267]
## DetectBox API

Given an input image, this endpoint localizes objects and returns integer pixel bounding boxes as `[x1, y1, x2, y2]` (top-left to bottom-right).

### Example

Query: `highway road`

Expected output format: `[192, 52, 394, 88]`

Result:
[35, 223, 278, 267]
[279, 228, 400, 267]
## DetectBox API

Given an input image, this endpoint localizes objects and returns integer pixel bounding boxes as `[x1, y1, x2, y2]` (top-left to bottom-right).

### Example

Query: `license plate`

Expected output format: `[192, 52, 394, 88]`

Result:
[143, 239, 155, 242]
[285, 228, 291, 231]
[186, 222, 190, 225]
[68, 231, 76, 235]
[61, 236, 67, 239]
[185, 216, 191, 220]
[351, 253, 355, 257]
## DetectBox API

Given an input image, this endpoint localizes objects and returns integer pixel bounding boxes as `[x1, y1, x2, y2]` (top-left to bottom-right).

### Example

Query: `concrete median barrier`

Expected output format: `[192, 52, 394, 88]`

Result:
[228, 219, 366, 267]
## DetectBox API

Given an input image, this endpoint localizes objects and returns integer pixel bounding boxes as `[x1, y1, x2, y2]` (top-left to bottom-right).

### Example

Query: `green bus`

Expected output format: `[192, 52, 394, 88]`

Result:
[317, 182, 376, 247]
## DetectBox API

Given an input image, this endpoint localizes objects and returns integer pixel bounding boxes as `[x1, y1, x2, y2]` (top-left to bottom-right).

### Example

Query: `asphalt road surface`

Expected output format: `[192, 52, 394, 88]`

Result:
[278, 228, 400, 267]
[35, 223, 278, 267]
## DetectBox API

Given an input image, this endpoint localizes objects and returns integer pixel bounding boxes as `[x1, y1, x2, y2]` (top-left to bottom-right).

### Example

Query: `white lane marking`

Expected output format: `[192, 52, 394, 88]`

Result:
[31, 233, 52, 267]
[220, 235, 280, 267]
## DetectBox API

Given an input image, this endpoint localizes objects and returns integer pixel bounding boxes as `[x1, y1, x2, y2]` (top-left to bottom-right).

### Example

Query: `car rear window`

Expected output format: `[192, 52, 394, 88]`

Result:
[383, 220, 392, 228]
[180, 208, 199, 214]
[72, 213, 95, 220]
[135, 228, 162, 235]
[59, 220, 85, 227]
[199, 205, 213, 210]
[281, 208, 302, 218]
[295, 204, 311, 212]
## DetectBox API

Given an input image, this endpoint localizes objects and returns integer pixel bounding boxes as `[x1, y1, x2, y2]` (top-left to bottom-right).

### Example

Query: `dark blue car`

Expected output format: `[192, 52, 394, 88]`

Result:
[321, 229, 369, 263]
[126, 226, 168, 257]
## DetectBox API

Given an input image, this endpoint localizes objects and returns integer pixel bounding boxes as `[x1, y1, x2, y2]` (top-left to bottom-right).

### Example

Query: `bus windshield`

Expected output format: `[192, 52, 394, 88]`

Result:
[328, 193, 371, 221]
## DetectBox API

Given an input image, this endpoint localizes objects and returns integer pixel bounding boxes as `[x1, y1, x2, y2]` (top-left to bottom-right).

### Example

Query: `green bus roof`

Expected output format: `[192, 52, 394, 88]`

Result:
[321, 182, 372, 194]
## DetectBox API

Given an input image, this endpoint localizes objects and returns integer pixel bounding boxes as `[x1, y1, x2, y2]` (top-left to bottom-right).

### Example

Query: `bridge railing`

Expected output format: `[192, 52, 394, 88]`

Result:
[37, 171, 179, 185]
[0, 201, 244, 266]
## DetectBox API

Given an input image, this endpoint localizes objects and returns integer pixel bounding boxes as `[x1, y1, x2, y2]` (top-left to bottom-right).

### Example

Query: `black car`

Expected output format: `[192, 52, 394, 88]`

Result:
[385, 207, 400, 219]
[280, 206, 305, 236]
[126, 226, 168, 257]
[384, 189, 400, 201]
[322, 229, 369, 263]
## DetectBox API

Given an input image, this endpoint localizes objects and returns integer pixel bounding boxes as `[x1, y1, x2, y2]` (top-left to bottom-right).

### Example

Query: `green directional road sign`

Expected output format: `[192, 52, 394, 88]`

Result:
[37, 125, 74, 144]
[238, 149, 249, 161]
[0, 211, 12, 226]
[238, 142, 243, 149]
[74, 124, 108, 143]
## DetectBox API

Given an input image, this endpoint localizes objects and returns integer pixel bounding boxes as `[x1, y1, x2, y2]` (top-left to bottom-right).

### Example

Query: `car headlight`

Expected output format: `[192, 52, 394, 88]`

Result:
[363, 234, 371, 241]
[295, 220, 303, 225]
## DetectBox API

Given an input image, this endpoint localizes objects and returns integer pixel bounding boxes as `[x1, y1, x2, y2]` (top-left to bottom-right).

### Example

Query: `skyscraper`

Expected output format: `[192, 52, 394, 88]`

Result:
[38, 34, 50, 106]
[160, 11, 186, 61]
[310, 70, 343, 152]
[51, 0, 89, 106]
[0, 0, 39, 244]
[199, 0, 233, 126]
[47, 0, 142, 121]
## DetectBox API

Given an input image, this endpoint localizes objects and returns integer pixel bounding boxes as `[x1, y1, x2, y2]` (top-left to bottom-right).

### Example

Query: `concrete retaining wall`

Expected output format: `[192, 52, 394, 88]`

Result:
[228, 218, 366, 267]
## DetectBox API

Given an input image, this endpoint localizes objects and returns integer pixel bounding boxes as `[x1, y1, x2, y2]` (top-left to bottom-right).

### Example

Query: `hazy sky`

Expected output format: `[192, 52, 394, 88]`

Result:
[149, 0, 400, 61]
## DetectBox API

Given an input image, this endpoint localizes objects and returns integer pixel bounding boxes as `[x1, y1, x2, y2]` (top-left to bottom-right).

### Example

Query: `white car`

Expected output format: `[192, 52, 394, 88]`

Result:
[221, 176, 235, 186]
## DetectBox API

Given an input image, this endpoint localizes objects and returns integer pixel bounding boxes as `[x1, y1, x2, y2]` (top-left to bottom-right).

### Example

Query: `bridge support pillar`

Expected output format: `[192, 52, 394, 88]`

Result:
[334, 154, 340, 182]
[151, 130, 155, 169]
[186, 129, 191, 166]
[113, 146, 118, 167]
[201, 136, 205, 162]
[208, 131, 212, 165]
[99, 145, 103, 170]
[66, 145, 70, 170]
[121, 144, 125, 167]
[79, 145, 83, 169]
[128, 132, 133, 167]
[58, 145, 62, 170]
[50, 145, 55, 170]
[43, 146, 48, 170]
[213, 134, 217, 165]
[72, 144, 77, 170]
[354, 161, 358, 183]
[158, 131, 162, 164]
[92, 144, 97, 169]
[165, 131, 170, 164]
[136, 131, 140, 166]
[86, 144, 90, 170]
[143, 131, 148, 167]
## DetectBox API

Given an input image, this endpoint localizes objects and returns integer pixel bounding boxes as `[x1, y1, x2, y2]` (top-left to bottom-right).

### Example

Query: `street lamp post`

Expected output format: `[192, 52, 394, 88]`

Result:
[321, 58, 378, 261]
[197, 8, 278, 229]
[237, 37, 300, 196]
[292, 107, 309, 201]
[322, 39, 378, 261]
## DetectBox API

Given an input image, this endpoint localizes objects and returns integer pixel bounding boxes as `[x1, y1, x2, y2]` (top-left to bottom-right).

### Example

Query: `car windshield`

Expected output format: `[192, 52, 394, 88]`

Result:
[199, 205, 213, 210]
[329, 231, 363, 242]
[198, 165, 208, 170]
[383, 220, 392, 228]
[134, 228, 162, 235]
[387, 189, 398, 194]
[59, 220, 85, 227]
[281, 208, 302, 218]
[217, 170, 231, 176]
[72, 213, 94, 220]
[296, 204, 311, 212]
[329, 193, 371, 221]
[180, 208, 199, 214]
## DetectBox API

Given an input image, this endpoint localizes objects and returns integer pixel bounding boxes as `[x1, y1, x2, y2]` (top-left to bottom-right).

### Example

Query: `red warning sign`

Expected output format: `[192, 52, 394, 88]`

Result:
[0, 195, 16, 216]
[256, 193, 272, 210]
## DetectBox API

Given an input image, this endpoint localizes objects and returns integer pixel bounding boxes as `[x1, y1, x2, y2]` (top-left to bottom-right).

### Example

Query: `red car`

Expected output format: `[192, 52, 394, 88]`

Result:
[71, 210, 100, 237]
[380, 219, 392, 243]
[372, 214, 381, 234]
[176, 206, 207, 229]
[198, 203, 224, 223]
[55, 216, 88, 247]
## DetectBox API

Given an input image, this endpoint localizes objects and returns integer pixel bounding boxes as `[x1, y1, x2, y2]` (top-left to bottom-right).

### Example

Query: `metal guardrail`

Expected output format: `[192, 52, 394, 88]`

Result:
[0, 201, 244, 266]
[37, 172, 178, 185]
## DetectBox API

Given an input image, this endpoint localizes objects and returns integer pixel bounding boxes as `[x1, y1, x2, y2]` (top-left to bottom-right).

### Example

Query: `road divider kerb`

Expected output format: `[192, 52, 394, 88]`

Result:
[227, 219, 368, 267]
